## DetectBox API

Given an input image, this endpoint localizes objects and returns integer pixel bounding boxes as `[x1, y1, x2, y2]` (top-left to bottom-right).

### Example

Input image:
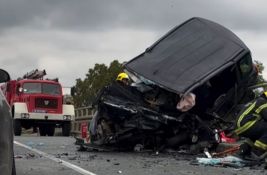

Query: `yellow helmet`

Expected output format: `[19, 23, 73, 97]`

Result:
[264, 91, 267, 97]
[116, 72, 129, 81]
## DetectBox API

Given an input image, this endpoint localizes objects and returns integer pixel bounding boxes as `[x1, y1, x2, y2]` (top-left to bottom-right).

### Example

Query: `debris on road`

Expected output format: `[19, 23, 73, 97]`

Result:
[14, 153, 37, 159]
[67, 156, 77, 160]
[26, 141, 35, 148]
[14, 155, 23, 159]
[26, 153, 35, 158]
[134, 144, 144, 152]
[25, 141, 45, 148]
[212, 146, 240, 157]
[195, 156, 245, 168]
[37, 142, 44, 146]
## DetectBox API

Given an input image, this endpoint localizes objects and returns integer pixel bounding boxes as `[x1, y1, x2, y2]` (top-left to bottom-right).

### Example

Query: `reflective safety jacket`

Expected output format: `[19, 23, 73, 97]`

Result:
[235, 97, 267, 135]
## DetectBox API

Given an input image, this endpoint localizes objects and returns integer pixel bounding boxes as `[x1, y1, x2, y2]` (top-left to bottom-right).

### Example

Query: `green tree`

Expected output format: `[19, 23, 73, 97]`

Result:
[73, 60, 123, 107]
[254, 60, 265, 83]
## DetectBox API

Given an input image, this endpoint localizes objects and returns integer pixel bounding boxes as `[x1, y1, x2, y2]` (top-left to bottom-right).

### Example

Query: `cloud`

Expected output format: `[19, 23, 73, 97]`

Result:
[1, 0, 267, 33]
[0, 27, 158, 86]
[0, 0, 267, 87]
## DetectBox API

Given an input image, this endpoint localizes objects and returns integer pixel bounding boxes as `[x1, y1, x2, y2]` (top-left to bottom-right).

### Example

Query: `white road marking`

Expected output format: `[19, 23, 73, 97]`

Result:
[14, 141, 97, 175]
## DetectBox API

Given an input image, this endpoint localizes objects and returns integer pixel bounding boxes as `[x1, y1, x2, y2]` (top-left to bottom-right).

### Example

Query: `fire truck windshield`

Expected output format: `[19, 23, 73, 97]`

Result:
[22, 82, 61, 95]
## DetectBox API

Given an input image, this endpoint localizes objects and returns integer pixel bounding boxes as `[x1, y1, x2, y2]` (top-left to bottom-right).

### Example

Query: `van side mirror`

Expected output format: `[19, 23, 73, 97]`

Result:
[0, 69, 10, 83]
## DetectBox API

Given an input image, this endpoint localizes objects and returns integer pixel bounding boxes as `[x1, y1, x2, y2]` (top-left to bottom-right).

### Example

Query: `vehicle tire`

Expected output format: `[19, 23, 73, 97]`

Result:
[62, 122, 71, 136]
[39, 125, 47, 136]
[46, 125, 55, 136]
[14, 119, 22, 136]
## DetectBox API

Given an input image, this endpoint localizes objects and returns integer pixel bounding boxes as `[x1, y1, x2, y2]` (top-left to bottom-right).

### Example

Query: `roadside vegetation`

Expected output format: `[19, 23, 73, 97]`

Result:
[72, 60, 123, 107]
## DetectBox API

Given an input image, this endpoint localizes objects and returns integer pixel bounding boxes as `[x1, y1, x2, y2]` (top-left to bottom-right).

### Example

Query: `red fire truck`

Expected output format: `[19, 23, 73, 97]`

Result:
[2, 69, 74, 136]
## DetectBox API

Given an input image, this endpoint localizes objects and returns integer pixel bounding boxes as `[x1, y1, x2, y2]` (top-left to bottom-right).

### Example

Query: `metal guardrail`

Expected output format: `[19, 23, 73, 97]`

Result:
[71, 106, 95, 137]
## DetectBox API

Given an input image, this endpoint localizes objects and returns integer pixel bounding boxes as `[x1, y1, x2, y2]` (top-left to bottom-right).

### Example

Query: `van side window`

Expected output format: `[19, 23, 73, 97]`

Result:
[239, 55, 252, 78]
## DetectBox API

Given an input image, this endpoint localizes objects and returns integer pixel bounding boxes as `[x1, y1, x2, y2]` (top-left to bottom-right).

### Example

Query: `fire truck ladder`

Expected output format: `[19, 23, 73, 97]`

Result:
[21, 69, 47, 80]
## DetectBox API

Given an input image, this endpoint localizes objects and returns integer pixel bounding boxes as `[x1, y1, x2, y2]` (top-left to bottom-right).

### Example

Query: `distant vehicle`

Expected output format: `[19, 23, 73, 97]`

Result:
[2, 69, 75, 136]
[77, 17, 259, 152]
[0, 69, 16, 175]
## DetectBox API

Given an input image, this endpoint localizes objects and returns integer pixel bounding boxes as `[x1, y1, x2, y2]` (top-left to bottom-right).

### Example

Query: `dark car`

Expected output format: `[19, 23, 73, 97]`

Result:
[0, 69, 16, 174]
[81, 17, 258, 152]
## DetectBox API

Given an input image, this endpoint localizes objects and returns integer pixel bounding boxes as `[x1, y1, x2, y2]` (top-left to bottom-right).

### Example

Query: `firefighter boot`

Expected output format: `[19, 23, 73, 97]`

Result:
[251, 147, 267, 160]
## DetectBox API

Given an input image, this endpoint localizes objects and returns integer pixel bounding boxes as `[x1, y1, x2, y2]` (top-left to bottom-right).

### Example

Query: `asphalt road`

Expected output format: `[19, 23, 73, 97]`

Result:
[14, 136, 266, 175]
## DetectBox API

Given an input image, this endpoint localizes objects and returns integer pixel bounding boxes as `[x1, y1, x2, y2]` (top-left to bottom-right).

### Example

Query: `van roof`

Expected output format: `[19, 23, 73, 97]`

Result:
[125, 17, 250, 94]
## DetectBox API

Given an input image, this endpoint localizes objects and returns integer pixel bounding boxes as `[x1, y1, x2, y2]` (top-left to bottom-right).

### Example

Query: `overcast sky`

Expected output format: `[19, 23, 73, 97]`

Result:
[0, 0, 267, 92]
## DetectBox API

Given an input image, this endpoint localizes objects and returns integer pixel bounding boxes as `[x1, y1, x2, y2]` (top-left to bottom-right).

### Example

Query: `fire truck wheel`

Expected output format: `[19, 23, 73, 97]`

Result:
[14, 119, 22, 136]
[62, 122, 71, 136]
[39, 125, 47, 136]
[47, 125, 55, 136]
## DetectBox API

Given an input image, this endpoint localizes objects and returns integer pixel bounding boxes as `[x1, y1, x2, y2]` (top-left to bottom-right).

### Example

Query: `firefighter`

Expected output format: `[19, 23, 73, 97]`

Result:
[93, 72, 131, 106]
[116, 72, 130, 86]
[234, 91, 267, 159]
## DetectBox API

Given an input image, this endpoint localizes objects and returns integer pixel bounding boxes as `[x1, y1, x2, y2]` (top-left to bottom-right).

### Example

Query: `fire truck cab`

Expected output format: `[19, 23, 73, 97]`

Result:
[4, 69, 74, 136]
